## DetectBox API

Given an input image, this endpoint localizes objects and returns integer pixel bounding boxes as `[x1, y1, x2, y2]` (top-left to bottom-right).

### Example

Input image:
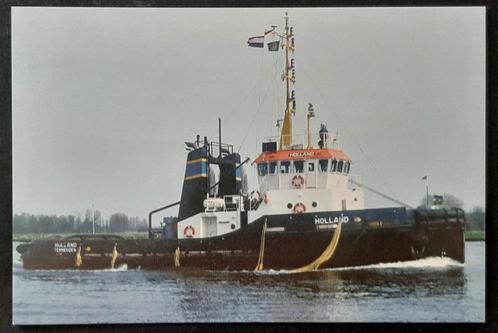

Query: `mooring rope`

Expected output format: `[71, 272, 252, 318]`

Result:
[290, 222, 343, 273]
[254, 220, 267, 271]
[174, 246, 181, 268]
[253, 221, 342, 273]
[110, 243, 119, 269]
[75, 245, 82, 268]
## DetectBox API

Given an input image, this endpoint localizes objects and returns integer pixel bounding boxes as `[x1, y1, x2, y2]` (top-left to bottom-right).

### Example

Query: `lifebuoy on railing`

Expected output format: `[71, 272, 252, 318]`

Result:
[183, 225, 195, 238]
[291, 175, 305, 188]
[293, 202, 306, 214]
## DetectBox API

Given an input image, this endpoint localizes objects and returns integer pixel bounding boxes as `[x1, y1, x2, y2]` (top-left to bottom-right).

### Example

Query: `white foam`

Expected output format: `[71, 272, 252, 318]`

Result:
[235, 257, 463, 275]
[254, 269, 293, 275]
[104, 264, 129, 272]
[329, 256, 464, 271]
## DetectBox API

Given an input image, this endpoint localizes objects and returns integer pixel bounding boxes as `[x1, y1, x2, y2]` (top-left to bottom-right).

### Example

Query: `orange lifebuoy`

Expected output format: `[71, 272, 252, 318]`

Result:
[293, 202, 306, 214]
[291, 175, 305, 188]
[183, 225, 195, 238]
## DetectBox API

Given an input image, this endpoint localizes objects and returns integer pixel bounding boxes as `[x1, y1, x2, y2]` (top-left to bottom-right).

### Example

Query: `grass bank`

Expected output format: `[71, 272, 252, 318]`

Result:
[13, 232, 149, 242]
[465, 230, 485, 241]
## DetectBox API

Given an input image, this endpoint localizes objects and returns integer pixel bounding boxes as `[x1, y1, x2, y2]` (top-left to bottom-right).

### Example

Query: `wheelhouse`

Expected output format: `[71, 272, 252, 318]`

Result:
[254, 148, 354, 192]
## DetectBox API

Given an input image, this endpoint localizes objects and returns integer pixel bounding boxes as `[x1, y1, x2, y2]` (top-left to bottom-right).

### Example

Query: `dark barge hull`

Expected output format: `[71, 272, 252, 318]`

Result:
[17, 207, 465, 271]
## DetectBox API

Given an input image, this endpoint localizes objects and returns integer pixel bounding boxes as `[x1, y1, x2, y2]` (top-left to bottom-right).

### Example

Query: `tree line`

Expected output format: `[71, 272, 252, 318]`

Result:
[13, 210, 148, 234]
[13, 193, 485, 234]
[464, 206, 485, 231]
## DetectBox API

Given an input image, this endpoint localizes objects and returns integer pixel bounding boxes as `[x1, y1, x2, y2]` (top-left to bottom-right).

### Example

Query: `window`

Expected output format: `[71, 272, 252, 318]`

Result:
[257, 163, 268, 176]
[330, 159, 337, 172]
[344, 162, 350, 174]
[337, 160, 343, 173]
[269, 162, 277, 174]
[280, 161, 291, 174]
[293, 160, 304, 173]
[319, 159, 328, 172]
[307, 161, 315, 172]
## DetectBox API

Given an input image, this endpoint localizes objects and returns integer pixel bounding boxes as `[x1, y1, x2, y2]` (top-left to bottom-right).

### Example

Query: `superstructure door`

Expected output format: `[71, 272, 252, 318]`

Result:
[306, 160, 317, 188]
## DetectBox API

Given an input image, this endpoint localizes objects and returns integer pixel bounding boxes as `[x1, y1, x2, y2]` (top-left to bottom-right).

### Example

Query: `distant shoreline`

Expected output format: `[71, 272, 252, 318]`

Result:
[13, 232, 149, 242]
[12, 230, 485, 242]
[464, 230, 485, 241]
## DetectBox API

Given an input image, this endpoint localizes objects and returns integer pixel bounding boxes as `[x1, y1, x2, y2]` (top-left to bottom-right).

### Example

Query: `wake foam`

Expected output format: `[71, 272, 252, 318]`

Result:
[103, 264, 129, 272]
[235, 257, 463, 275]
[329, 256, 464, 271]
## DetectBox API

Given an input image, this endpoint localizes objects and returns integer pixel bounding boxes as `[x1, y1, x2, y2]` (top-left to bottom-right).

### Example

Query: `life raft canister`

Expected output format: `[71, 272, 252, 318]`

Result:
[293, 202, 306, 214]
[291, 175, 305, 188]
[183, 225, 195, 238]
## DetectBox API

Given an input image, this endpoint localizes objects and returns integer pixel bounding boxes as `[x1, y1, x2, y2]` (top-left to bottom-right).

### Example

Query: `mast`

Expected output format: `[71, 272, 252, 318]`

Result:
[279, 12, 295, 150]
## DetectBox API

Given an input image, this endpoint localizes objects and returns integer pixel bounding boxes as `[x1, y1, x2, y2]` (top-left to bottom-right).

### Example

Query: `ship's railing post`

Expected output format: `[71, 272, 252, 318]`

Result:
[264, 133, 341, 150]
[148, 201, 181, 239]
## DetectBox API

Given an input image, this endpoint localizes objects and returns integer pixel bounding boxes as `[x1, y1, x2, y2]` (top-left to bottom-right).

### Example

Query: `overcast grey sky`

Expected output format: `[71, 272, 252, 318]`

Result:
[12, 7, 485, 220]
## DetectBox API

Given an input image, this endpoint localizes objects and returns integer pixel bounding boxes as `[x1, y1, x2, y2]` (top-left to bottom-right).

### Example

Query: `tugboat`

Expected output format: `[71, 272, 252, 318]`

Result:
[17, 14, 465, 271]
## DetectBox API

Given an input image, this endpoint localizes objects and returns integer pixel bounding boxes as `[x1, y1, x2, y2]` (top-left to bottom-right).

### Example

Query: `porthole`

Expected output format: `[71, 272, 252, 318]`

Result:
[230, 224, 236, 230]
[287, 203, 293, 209]
[312, 201, 318, 208]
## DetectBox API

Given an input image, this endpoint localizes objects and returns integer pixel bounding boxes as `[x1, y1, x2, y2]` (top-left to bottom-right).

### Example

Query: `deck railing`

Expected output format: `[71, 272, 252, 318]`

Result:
[263, 132, 341, 150]
[209, 141, 233, 157]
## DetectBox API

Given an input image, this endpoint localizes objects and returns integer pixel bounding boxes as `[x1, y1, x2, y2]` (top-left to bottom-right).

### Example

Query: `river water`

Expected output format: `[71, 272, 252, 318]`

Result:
[12, 241, 485, 324]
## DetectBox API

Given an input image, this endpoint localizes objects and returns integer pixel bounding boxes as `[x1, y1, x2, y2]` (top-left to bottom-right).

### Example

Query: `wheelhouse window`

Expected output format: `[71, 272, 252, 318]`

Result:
[307, 161, 315, 172]
[257, 163, 268, 176]
[344, 162, 350, 174]
[330, 159, 337, 172]
[293, 160, 304, 173]
[269, 162, 277, 174]
[337, 160, 344, 173]
[319, 159, 328, 172]
[280, 161, 291, 174]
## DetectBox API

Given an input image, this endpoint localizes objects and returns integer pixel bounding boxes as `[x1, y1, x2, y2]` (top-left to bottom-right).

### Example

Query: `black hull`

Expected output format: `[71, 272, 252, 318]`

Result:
[18, 207, 465, 271]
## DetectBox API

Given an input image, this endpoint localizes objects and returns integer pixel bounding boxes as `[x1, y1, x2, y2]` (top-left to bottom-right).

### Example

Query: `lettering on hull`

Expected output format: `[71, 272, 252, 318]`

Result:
[54, 242, 78, 253]
[314, 213, 349, 225]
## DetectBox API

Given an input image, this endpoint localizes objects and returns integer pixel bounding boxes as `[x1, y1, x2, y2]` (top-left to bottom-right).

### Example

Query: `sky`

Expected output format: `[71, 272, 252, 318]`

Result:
[12, 7, 485, 224]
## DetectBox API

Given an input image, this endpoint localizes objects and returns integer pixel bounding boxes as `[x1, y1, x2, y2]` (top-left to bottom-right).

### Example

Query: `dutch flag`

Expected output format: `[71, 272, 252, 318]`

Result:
[247, 36, 264, 48]
[247, 26, 276, 48]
